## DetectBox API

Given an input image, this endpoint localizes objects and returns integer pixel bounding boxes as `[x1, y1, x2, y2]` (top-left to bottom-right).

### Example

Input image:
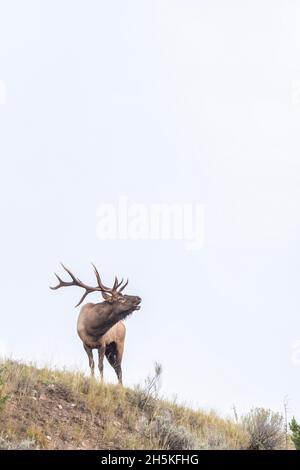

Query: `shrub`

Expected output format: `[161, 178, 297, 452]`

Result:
[242, 407, 285, 450]
[138, 410, 198, 450]
[152, 413, 198, 450]
[289, 417, 300, 450]
[0, 437, 36, 450]
[132, 362, 162, 415]
[0, 368, 8, 409]
[200, 427, 234, 450]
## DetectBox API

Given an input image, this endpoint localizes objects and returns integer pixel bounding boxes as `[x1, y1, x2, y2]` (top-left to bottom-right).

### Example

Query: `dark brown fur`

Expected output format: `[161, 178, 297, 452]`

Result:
[50, 264, 141, 384]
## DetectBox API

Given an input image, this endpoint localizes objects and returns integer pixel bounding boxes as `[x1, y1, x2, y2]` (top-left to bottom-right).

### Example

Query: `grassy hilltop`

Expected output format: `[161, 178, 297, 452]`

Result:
[0, 360, 289, 450]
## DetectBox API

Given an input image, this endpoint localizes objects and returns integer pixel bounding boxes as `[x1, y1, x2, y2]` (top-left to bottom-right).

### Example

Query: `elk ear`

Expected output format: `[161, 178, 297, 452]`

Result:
[102, 292, 111, 300]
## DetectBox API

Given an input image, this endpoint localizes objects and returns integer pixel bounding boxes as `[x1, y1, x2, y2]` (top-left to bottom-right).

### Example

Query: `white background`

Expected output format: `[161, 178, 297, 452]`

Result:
[0, 0, 299, 420]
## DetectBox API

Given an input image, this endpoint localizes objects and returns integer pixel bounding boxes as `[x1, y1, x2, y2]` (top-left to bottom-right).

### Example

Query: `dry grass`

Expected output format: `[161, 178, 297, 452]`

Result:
[0, 359, 249, 450]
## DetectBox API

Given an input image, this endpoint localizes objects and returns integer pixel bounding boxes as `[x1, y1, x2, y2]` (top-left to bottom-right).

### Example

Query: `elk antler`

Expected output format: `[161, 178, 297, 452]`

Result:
[91, 263, 112, 292]
[90, 263, 129, 294]
[50, 263, 129, 307]
[118, 279, 129, 292]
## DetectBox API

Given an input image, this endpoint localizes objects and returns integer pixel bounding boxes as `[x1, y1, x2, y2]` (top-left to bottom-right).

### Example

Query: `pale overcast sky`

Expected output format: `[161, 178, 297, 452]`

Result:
[0, 1, 299, 420]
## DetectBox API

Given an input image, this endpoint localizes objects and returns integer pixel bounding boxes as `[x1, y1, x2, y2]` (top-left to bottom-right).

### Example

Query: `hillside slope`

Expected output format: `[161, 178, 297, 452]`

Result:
[0, 360, 249, 450]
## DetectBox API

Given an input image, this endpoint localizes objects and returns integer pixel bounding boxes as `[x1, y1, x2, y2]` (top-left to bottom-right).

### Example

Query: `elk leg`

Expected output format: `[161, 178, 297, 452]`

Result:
[114, 344, 124, 385]
[98, 346, 106, 382]
[84, 344, 94, 377]
[115, 345, 124, 385]
[106, 354, 122, 385]
[114, 364, 123, 385]
[105, 343, 123, 385]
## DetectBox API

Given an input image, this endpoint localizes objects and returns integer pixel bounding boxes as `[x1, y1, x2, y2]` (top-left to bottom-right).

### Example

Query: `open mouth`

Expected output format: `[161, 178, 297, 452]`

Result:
[135, 305, 141, 310]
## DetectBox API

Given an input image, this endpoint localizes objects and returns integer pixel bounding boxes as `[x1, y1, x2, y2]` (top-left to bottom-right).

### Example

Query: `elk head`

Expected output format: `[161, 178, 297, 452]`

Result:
[50, 263, 142, 317]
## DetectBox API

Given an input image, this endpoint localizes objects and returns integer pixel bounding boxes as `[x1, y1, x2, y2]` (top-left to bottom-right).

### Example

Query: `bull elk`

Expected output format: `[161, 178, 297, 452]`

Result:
[50, 264, 141, 384]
